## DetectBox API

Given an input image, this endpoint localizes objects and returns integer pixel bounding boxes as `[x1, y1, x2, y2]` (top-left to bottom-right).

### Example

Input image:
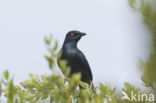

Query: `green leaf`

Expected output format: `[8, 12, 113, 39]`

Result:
[29, 74, 37, 81]
[15, 98, 18, 103]
[0, 83, 1, 96]
[45, 55, 55, 69]
[72, 73, 81, 82]
[52, 40, 58, 52]
[44, 35, 53, 45]
[4, 70, 9, 80]
[111, 87, 116, 94]
[20, 80, 34, 89]
[58, 60, 70, 76]
[80, 81, 89, 89]
[129, 0, 136, 8]
[8, 79, 14, 103]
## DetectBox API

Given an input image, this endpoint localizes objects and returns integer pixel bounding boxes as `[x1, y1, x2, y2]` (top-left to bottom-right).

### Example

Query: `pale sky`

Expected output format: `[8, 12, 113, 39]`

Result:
[0, 0, 152, 88]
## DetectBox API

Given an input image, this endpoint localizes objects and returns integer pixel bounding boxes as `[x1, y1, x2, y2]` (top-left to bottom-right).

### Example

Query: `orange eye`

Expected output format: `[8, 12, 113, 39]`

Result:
[70, 33, 75, 37]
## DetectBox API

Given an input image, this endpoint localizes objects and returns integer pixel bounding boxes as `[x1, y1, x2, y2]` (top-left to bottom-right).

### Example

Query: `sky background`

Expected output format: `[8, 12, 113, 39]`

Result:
[0, 0, 152, 88]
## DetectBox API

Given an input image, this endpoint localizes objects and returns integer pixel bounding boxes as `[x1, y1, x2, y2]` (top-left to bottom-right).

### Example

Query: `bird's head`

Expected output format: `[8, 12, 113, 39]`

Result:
[64, 30, 86, 43]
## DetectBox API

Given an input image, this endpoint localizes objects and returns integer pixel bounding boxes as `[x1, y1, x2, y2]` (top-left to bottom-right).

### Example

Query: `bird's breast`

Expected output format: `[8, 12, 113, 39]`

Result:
[62, 51, 81, 65]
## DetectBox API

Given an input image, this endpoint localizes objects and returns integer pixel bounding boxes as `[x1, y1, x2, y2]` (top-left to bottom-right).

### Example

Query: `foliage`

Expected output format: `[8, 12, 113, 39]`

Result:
[0, 36, 115, 103]
[129, 0, 156, 97]
[0, 35, 152, 103]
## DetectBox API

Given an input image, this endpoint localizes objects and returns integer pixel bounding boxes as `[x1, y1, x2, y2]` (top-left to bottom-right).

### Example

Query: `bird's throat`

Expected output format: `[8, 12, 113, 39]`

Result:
[63, 42, 77, 49]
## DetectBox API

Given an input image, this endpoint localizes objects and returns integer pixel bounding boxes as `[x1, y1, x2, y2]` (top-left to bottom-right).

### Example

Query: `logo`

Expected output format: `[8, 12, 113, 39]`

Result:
[121, 91, 154, 102]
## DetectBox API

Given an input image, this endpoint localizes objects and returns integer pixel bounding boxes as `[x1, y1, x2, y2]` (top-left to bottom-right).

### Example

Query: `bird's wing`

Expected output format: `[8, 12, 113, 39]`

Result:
[76, 50, 93, 82]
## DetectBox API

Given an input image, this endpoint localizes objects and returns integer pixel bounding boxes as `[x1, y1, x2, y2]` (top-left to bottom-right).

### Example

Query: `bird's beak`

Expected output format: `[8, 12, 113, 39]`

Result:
[80, 32, 86, 36]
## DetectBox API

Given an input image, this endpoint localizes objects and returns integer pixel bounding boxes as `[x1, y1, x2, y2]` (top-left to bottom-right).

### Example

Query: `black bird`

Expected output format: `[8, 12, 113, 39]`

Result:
[58, 30, 93, 85]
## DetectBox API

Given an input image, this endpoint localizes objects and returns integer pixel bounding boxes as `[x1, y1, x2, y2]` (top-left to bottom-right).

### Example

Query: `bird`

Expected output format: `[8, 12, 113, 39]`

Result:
[57, 30, 93, 86]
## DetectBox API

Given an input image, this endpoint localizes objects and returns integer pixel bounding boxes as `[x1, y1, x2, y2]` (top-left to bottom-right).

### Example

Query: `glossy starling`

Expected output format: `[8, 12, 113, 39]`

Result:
[58, 30, 93, 85]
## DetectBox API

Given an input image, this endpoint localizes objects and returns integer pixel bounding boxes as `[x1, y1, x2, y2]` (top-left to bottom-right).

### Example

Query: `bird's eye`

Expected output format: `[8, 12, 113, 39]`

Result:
[70, 33, 75, 37]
